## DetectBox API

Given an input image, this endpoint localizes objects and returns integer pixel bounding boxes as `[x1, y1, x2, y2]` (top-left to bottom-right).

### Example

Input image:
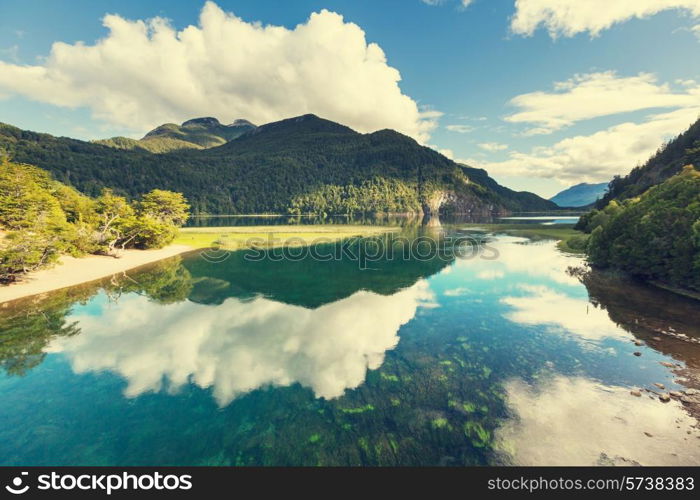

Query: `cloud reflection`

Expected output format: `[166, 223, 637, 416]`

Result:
[48, 282, 434, 405]
[457, 235, 581, 286]
[501, 284, 631, 342]
[496, 376, 700, 466]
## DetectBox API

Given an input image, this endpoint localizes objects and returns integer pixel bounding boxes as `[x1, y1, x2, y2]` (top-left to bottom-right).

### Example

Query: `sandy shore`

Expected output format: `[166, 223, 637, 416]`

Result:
[0, 245, 194, 305]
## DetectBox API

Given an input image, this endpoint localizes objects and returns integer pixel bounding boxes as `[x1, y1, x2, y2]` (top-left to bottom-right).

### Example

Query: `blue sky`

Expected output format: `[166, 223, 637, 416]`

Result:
[1, 0, 699, 196]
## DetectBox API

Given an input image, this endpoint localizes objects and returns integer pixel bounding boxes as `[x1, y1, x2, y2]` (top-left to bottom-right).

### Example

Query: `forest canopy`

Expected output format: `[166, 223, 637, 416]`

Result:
[578, 166, 700, 292]
[0, 158, 189, 283]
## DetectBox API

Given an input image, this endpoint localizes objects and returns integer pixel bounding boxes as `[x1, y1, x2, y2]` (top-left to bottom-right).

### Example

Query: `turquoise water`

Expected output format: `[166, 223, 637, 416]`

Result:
[1, 222, 699, 465]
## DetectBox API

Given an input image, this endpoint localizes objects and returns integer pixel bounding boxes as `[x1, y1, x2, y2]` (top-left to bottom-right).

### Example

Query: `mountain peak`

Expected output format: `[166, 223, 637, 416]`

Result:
[549, 182, 608, 208]
[230, 119, 256, 128]
[251, 114, 356, 137]
[181, 117, 221, 127]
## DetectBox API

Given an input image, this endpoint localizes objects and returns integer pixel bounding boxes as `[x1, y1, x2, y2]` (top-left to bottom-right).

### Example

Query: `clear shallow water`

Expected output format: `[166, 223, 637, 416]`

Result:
[1, 221, 700, 466]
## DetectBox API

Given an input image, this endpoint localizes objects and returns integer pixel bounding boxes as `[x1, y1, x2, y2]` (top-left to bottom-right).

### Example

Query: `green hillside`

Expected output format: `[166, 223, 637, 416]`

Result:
[0, 114, 557, 215]
[93, 117, 256, 153]
[597, 117, 700, 207]
[581, 167, 700, 293]
[575, 117, 700, 293]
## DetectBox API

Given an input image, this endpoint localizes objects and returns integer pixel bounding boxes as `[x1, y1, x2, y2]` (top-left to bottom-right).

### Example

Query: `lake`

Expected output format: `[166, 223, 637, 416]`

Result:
[1, 217, 699, 466]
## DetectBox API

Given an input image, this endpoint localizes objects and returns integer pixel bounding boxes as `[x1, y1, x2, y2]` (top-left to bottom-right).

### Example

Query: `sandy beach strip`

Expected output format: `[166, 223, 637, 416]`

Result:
[0, 244, 194, 305]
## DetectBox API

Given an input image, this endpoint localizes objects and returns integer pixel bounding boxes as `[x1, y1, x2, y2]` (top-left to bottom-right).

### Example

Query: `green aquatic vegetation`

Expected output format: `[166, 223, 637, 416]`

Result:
[431, 418, 450, 429]
[462, 403, 477, 413]
[388, 437, 399, 455]
[340, 404, 375, 414]
[439, 360, 452, 366]
[308, 434, 321, 444]
[358, 437, 371, 455]
[380, 373, 399, 382]
[464, 421, 491, 448]
[390, 398, 401, 407]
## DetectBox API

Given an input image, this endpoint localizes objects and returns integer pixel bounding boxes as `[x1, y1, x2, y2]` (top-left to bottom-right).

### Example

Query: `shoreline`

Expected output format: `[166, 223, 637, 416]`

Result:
[0, 225, 398, 305]
[0, 244, 194, 305]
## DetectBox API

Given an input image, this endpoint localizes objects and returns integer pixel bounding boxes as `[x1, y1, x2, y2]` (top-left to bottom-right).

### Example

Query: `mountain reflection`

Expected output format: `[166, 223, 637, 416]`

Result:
[48, 281, 435, 404]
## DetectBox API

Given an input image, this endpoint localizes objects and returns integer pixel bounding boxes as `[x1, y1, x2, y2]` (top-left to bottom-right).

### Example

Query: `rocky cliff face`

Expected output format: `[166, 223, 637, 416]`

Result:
[422, 189, 506, 216]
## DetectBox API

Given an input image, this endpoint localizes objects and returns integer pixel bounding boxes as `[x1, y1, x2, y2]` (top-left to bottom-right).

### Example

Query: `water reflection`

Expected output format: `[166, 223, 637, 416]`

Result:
[1, 225, 700, 465]
[48, 282, 435, 403]
[502, 284, 632, 342]
[496, 375, 700, 466]
[454, 235, 580, 286]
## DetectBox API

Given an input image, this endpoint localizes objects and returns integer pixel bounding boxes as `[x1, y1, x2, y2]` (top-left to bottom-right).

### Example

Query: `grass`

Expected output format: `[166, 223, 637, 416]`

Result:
[459, 223, 588, 254]
[174, 224, 398, 250]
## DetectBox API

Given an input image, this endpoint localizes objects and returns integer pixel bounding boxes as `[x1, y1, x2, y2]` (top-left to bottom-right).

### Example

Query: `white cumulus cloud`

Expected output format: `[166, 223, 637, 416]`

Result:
[482, 71, 700, 183]
[445, 124, 475, 133]
[421, 0, 474, 8]
[511, 0, 700, 38]
[478, 142, 508, 151]
[693, 23, 700, 39]
[479, 106, 700, 183]
[507, 71, 700, 135]
[0, 1, 436, 141]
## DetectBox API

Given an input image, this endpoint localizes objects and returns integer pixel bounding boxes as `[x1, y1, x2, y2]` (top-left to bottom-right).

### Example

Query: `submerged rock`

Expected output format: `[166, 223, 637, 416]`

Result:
[633, 352, 642, 357]
[659, 394, 671, 403]
[654, 383, 666, 390]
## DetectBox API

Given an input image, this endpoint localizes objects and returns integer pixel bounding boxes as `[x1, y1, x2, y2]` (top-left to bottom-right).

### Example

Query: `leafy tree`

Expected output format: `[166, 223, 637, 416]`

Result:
[0, 160, 190, 281]
[586, 166, 700, 292]
[139, 189, 190, 226]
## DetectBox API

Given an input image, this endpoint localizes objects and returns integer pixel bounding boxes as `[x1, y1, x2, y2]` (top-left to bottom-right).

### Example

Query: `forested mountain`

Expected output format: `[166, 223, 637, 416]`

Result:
[457, 164, 559, 213]
[0, 114, 557, 215]
[549, 182, 608, 208]
[92, 117, 256, 153]
[574, 117, 700, 292]
[597, 117, 700, 207]
[581, 167, 700, 292]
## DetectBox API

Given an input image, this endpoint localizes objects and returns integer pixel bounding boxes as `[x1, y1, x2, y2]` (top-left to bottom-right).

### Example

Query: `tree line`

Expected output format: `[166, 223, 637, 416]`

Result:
[0, 158, 189, 283]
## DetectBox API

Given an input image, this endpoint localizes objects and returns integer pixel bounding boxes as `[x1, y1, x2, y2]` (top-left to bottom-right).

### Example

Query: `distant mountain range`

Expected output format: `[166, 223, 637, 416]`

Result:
[0, 114, 558, 215]
[93, 117, 256, 153]
[549, 182, 608, 208]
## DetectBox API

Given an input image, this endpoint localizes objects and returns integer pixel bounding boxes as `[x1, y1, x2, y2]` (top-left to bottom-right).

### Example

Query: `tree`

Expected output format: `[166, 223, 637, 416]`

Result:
[138, 189, 190, 226]
[586, 166, 700, 292]
[0, 159, 190, 280]
[93, 189, 137, 255]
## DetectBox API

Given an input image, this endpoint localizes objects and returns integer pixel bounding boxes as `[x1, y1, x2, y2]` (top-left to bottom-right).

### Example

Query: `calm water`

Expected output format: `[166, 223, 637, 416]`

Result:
[1, 219, 700, 466]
